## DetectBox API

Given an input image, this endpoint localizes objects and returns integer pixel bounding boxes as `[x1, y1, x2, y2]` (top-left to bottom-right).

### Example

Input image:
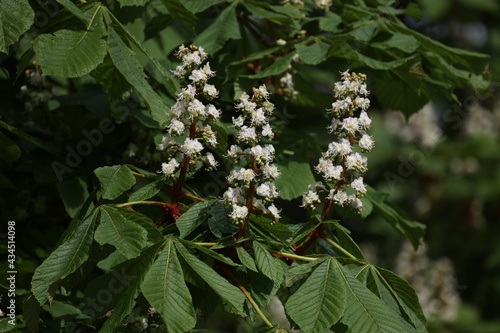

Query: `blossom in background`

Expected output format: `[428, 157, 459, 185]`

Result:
[302, 71, 373, 212]
[157, 44, 221, 177]
[223, 85, 282, 224]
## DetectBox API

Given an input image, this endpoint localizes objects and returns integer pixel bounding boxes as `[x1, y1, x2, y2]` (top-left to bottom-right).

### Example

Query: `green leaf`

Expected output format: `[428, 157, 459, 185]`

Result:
[91, 54, 131, 105]
[246, 52, 294, 79]
[193, 2, 241, 54]
[318, 11, 342, 32]
[118, 0, 149, 6]
[129, 179, 165, 202]
[141, 238, 196, 333]
[211, 121, 228, 151]
[107, 27, 168, 126]
[372, 33, 420, 53]
[365, 187, 426, 249]
[56, 177, 90, 218]
[0, 0, 34, 54]
[295, 39, 330, 65]
[250, 215, 293, 243]
[332, 223, 365, 259]
[208, 201, 238, 237]
[0, 118, 54, 153]
[34, 29, 106, 78]
[178, 239, 239, 267]
[56, 0, 89, 26]
[253, 241, 283, 281]
[176, 241, 246, 315]
[160, 0, 197, 30]
[94, 165, 136, 200]
[114, 207, 163, 242]
[95, 205, 148, 259]
[87, 244, 159, 333]
[285, 258, 346, 333]
[177, 200, 216, 238]
[290, 221, 321, 245]
[236, 246, 259, 272]
[375, 266, 426, 323]
[31, 210, 98, 304]
[274, 160, 315, 200]
[336, 261, 416, 333]
[0, 132, 21, 164]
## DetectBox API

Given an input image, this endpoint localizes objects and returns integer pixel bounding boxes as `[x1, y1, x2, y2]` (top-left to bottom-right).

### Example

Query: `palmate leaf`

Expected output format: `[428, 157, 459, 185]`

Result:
[141, 238, 196, 333]
[0, 0, 34, 54]
[95, 205, 148, 259]
[192, 2, 240, 54]
[176, 241, 246, 315]
[31, 210, 98, 304]
[34, 29, 106, 78]
[336, 261, 417, 333]
[128, 178, 165, 202]
[107, 27, 169, 126]
[285, 258, 346, 333]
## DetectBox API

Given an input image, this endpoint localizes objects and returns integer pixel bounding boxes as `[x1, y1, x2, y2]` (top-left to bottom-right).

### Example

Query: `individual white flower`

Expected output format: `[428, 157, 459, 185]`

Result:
[256, 85, 270, 99]
[256, 182, 279, 199]
[232, 115, 245, 128]
[358, 134, 375, 151]
[181, 138, 203, 156]
[342, 117, 360, 135]
[230, 204, 248, 222]
[261, 163, 280, 179]
[354, 96, 370, 111]
[351, 177, 366, 195]
[267, 204, 281, 221]
[202, 63, 215, 77]
[189, 69, 207, 83]
[205, 104, 221, 119]
[358, 111, 372, 129]
[182, 51, 201, 66]
[198, 46, 208, 59]
[324, 164, 343, 180]
[167, 118, 185, 135]
[187, 99, 206, 117]
[276, 39, 287, 46]
[227, 145, 243, 159]
[179, 84, 197, 101]
[170, 100, 186, 117]
[223, 187, 244, 204]
[332, 190, 349, 206]
[261, 124, 274, 138]
[301, 190, 320, 208]
[326, 138, 352, 157]
[157, 135, 177, 151]
[203, 84, 219, 98]
[250, 108, 267, 126]
[352, 197, 363, 210]
[161, 158, 180, 176]
[236, 126, 257, 142]
[172, 65, 186, 78]
[238, 168, 256, 182]
[206, 152, 218, 168]
[315, 0, 332, 10]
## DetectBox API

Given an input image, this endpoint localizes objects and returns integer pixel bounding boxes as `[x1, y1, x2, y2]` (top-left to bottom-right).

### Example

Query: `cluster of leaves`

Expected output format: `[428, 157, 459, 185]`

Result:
[0, 0, 491, 332]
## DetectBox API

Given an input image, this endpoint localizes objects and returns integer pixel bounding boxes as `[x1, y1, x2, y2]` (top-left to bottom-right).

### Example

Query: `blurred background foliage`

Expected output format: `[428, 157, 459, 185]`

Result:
[0, 0, 499, 331]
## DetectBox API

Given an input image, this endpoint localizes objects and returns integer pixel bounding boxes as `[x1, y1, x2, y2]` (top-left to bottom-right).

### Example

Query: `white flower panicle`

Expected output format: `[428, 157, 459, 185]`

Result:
[223, 85, 282, 224]
[158, 45, 222, 177]
[302, 71, 373, 212]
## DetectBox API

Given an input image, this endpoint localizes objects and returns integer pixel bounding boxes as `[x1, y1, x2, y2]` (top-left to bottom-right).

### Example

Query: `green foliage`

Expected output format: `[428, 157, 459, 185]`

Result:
[1, 0, 495, 331]
[0, 0, 34, 53]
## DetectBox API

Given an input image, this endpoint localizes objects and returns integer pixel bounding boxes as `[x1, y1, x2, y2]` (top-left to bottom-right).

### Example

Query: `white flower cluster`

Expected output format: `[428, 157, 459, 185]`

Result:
[302, 71, 374, 212]
[223, 86, 282, 224]
[157, 45, 221, 177]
